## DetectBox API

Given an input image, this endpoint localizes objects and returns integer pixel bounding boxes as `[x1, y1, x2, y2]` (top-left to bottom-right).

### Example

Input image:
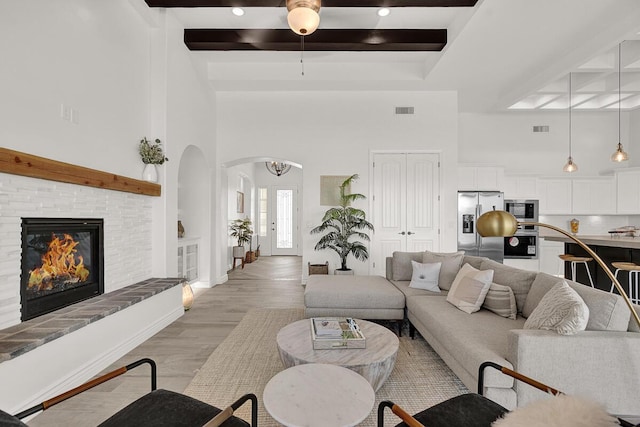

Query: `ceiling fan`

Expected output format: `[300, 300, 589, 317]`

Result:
[143, 0, 478, 52]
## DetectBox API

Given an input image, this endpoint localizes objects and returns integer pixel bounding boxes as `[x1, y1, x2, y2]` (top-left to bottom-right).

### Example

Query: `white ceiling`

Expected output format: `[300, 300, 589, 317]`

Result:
[161, 0, 640, 113]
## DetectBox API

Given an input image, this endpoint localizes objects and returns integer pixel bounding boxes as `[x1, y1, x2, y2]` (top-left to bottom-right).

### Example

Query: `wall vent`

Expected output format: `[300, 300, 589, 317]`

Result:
[533, 125, 550, 133]
[395, 107, 414, 115]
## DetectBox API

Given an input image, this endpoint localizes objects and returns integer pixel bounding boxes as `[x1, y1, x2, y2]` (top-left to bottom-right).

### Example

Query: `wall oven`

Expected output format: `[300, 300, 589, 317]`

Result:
[504, 233, 538, 259]
[505, 199, 539, 231]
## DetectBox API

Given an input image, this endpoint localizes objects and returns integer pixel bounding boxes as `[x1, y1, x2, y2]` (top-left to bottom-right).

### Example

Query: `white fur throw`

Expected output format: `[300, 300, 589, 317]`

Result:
[492, 394, 620, 427]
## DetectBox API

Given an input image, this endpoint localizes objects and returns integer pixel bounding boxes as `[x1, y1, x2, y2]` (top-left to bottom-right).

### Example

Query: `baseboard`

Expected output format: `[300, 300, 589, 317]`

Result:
[216, 273, 229, 284]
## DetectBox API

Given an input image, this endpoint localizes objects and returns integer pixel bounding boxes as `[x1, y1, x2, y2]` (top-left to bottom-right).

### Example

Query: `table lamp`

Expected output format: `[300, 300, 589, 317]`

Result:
[476, 210, 640, 329]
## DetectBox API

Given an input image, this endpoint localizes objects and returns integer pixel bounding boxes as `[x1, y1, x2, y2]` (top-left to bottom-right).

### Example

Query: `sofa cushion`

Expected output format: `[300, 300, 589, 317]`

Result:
[304, 275, 405, 310]
[422, 250, 465, 290]
[523, 273, 630, 332]
[524, 281, 589, 335]
[391, 251, 424, 281]
[447, 264, 493, 314]
[407, 295, 526, 389]
[462, 255, 485, 270]
[389, 279, 446, 298]
[480, 259, 537, 313]
[482, 283, 517, 320]
[409, 260, 442, 292]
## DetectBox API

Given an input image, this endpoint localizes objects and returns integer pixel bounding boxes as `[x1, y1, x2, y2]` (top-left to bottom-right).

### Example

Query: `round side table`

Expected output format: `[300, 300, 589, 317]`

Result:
[263, 363, 375, 427]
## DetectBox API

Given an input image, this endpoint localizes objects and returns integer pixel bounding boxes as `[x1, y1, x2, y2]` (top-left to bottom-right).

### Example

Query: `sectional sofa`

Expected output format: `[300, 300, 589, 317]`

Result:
[304, 251, 640, 417]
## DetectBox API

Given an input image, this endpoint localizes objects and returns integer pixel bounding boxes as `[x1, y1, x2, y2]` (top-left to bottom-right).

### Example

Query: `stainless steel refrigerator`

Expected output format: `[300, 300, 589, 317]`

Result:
[457, 191, 505, 262]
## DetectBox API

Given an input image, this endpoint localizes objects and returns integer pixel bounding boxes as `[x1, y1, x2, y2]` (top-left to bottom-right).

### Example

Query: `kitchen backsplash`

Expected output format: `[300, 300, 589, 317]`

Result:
[538, 215, 638, 236]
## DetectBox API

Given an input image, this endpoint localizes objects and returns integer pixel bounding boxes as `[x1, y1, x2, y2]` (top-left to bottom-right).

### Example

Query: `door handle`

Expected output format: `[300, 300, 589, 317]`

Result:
[407, 231, 415, 235]
[398, 231, 406, 235]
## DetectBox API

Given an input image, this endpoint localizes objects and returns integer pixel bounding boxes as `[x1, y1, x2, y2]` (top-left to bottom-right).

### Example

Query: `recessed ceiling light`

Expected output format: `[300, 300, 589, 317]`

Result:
[232, 7, 245, 16]
[377, 8, 390, 17]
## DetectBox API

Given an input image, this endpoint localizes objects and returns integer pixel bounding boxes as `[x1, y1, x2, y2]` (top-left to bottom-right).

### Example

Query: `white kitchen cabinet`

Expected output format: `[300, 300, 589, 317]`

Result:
[538, 179, 572, 214]
[616, 169, 640, 214]
[458, 166, 503, 191]
[503, 175, 539, 200]
[538, 238, 565, 277]
[572, 178, 616, 215]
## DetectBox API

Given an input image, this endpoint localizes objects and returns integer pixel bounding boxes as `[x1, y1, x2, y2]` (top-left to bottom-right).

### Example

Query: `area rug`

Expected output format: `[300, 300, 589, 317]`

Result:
[184, 308, 468, 426]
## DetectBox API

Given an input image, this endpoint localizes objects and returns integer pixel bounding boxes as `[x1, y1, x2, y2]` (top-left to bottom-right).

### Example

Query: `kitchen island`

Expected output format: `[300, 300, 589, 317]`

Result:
[544, 234, 640, 293]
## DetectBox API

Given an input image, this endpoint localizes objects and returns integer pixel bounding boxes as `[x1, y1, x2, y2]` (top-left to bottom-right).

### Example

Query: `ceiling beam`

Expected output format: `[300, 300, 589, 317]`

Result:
[146, 0, 476, 7]
[184, 28, 446, 51]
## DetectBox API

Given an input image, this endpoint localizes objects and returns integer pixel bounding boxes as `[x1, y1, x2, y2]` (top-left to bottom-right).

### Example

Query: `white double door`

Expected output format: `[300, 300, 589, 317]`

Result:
[370, 153, 440, 276]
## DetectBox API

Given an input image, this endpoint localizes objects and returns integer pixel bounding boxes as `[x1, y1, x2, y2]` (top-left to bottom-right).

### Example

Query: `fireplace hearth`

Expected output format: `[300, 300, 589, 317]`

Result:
[21, 218, 104, 321]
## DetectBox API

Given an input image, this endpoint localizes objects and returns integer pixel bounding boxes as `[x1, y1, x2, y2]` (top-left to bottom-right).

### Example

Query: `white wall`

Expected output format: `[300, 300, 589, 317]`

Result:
[216, 91, 459, 276]
[0, 0, 149, 177]
[459, 111, 633, 176]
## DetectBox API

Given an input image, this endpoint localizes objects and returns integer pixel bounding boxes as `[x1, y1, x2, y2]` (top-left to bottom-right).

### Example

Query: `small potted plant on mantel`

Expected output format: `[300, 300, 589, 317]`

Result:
[138, 137, 168, 183]
[310, 174, 374, 275]
[229, 217, 253, 262]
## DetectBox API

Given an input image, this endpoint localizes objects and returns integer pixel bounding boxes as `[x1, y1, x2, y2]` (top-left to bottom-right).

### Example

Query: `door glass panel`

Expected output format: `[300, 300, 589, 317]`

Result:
[258, 187, 268, 237]
[276, 189, 293, 249]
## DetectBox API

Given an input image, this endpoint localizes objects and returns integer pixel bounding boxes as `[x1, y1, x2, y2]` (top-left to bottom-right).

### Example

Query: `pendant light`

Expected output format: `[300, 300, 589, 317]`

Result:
[563, 73, 578, 173]
[266, 161, 292, 177]
[611, 42, 629, 162]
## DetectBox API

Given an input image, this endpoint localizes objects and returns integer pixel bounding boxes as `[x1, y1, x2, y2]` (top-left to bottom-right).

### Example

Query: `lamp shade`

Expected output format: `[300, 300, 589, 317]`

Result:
[611, 143, 629, 162]
[286, 0, 321, 35]
[476, 210, 518, 237]
[563, 156, 578, 173]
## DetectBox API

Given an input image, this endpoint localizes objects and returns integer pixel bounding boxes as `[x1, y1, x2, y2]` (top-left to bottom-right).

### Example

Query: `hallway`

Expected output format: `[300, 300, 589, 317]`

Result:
[28, 256, 305, 426]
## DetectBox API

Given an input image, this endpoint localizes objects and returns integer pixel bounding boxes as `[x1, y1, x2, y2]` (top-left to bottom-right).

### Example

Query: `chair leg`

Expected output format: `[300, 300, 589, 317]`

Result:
[570, 261, 576, 281]
[583, 261, 594, 288]
[610, 269, 621, 293]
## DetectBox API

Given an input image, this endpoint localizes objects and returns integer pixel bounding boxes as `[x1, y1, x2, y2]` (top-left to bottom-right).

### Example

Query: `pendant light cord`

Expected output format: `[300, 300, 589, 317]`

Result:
[300, 36, 305, 77]
[569, 72, 572, 158]
[618, 42, 621, 145]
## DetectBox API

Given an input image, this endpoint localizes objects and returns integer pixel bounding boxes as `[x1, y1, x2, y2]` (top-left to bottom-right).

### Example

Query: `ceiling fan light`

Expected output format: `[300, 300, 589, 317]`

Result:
[611, 143, 629, 162]
[231, 7, 245, 16]
[563, 156, 578, 173]
[377, 8, 390, 17]
[286, 0, 321, 36]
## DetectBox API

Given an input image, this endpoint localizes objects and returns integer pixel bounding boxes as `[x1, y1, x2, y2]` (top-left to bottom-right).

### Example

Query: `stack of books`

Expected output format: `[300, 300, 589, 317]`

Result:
[310, 317, 366, 349]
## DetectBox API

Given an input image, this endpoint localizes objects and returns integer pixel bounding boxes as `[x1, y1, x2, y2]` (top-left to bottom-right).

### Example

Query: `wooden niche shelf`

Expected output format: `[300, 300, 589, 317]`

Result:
[0, 148, 161, 197]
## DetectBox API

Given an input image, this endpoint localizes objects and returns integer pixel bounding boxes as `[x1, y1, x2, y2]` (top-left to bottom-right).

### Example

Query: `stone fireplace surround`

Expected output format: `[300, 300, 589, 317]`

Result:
[0, 156, 183, 415]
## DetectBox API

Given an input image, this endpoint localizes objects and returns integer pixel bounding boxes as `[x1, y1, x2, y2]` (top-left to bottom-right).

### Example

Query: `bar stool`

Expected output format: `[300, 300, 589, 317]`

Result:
[558, 254, 594, 287]
[609, 262, 640, 304]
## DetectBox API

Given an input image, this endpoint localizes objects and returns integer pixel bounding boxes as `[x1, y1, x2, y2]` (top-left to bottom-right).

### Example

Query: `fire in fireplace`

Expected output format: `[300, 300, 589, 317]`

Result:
[21, 218, 104, 321]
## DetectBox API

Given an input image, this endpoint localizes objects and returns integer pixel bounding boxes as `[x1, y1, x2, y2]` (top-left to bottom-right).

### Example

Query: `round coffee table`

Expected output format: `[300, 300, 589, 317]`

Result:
[276, 319, 399, 391]
[263, 363, 375, 427]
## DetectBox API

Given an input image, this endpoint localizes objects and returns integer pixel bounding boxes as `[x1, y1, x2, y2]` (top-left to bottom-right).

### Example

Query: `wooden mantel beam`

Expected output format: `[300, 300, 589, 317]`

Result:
[0, 148, 161, 197]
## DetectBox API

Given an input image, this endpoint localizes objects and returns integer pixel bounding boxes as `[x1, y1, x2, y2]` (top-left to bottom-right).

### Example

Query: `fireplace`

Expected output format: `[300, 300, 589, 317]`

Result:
[20, 218, 104, 321]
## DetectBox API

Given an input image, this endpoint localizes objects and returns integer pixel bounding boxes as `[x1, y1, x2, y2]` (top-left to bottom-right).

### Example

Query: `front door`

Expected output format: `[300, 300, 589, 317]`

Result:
[271, 186, 299, 256]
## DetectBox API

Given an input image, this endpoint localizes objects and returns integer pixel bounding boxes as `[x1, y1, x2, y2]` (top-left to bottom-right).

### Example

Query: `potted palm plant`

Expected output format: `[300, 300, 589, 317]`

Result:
[229, 217, 253, 260]
[310, 174, 374, 274]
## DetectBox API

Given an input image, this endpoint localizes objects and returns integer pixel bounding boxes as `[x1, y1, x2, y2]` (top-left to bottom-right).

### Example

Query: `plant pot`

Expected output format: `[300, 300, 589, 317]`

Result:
[245, 251, 256, 263]
[255, 249, 260, 258]
[232, 246, 245, 258]
[334, 269, 354, 275]
[142, 163, 158, 183]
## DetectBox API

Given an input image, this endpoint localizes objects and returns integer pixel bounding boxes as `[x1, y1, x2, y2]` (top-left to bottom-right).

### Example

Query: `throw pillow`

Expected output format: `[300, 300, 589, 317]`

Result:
[482, 283, 517, 320]
[391, 251, 424, 281]
[446, 263, 494, 314]
[422, 250, 465, 290]
[409, 261, 442, 292]
[524, 281, 589, 335]
[491, 394, 619, 427]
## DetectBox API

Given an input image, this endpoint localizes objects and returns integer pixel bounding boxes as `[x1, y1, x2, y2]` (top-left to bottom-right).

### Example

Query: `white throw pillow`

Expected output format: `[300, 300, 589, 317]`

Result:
[524, 281, 589, 335]
[446, 263, 494, 314]
[409, 261, 442, 292]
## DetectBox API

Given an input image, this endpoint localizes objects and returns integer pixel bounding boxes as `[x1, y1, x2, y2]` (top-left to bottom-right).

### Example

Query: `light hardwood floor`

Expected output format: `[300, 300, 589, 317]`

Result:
[28, 256, 305, 426]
